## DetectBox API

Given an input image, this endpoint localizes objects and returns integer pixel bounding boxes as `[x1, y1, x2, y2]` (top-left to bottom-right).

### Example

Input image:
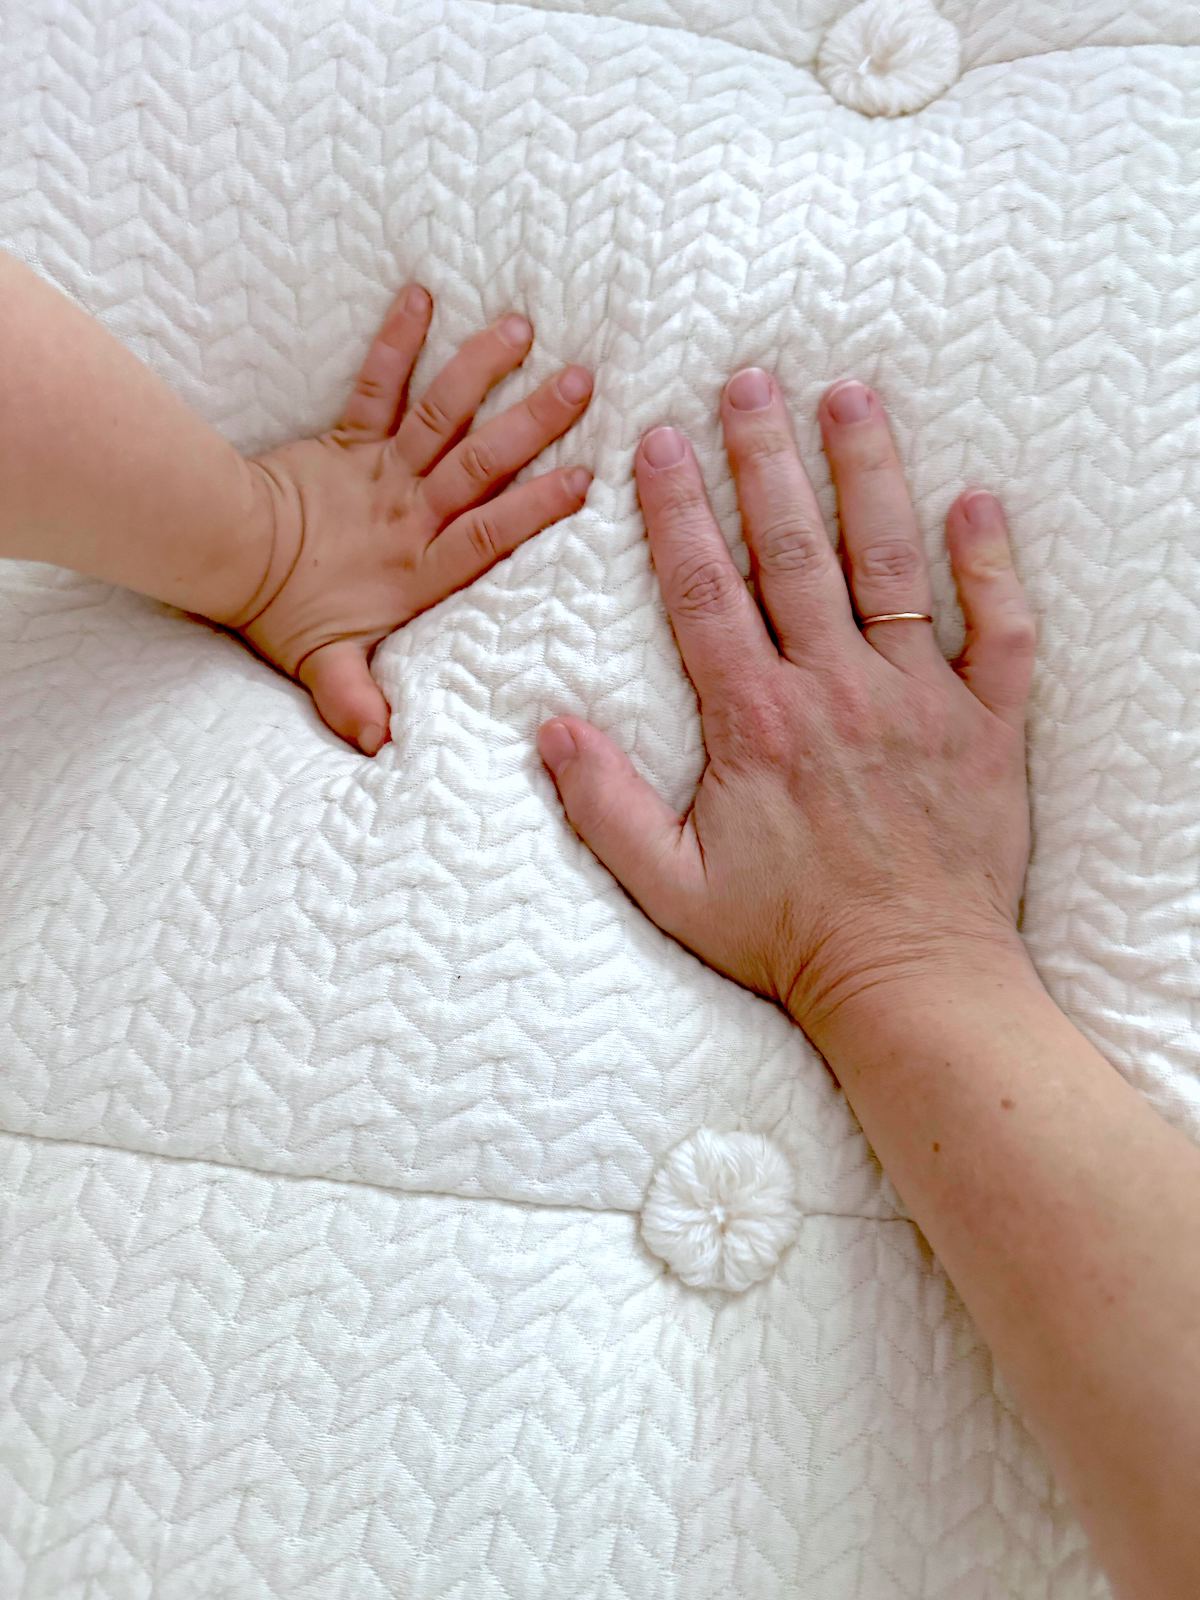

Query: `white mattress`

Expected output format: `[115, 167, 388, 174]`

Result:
[2, 1, 1198, 1595]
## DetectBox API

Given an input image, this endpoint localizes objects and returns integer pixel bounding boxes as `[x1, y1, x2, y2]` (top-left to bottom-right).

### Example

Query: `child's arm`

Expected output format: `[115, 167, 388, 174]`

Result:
[0, 251, 593, 752]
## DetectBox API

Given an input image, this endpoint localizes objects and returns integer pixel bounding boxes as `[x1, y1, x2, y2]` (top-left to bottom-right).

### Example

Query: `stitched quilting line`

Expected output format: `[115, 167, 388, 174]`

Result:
[0, 1125, 908, 1226]
[466, 1, 1200, 96]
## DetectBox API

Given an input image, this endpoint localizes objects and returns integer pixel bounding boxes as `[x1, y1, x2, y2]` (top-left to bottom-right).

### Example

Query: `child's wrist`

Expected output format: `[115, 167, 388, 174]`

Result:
[209, 457, 299, 631]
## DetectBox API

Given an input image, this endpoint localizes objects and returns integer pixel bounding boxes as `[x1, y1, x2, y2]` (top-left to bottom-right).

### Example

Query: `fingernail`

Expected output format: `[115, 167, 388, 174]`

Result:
[557, 365, 592, 403]
[568, 467, 592, 500]
[405, 285, 429, 315]
[359, 723, 385, 756]
[826, 380, 873, 424]
[963, 489, 1000, 527]
[641, 425, 685, 469]
[727, 367, 772, 411]
[499, 313, 532, 348]
[538, 719, 577, 773]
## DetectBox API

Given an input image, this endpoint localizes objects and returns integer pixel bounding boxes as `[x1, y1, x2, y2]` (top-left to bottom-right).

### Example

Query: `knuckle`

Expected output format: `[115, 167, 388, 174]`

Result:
[354, 374, 388, 402]
[523, 386, 560, 431]
[997, 610, 1037, 654]
[411, 393, 454, 436]
[465, 512, 504, 564]
[964, 543, 1015, 579]
[459, 439, 497, 486]
[755, 515, 829, 577]
[736, 427, 795, 468]
[825, 672, 877, 743]
[652, 473, 708, 522]
[333, 418, 371, 442]
[856, 538, 922, 584]
[838, 432, 895, 475]
[978, 735, 1021, 788]
[728, 689, 794, 766]
[671, 553, 740, 618]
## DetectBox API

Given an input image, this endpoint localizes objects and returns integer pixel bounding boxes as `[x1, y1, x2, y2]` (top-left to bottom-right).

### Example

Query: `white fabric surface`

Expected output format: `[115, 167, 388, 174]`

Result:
[1, 1, 1198, 1595]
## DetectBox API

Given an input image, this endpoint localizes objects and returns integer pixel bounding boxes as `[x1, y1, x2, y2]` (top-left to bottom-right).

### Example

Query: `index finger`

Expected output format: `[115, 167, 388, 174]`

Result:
[635, 425, 776, 711]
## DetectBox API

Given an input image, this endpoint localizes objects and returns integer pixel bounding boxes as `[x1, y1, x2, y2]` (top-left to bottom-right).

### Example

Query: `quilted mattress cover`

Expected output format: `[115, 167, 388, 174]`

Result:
[2, 1, 1199, 1596]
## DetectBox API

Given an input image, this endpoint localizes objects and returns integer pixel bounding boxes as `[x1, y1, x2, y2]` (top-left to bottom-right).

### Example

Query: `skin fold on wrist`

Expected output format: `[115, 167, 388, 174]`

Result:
[214, 457, 302, 634]
[797, 925, 1042, 1067]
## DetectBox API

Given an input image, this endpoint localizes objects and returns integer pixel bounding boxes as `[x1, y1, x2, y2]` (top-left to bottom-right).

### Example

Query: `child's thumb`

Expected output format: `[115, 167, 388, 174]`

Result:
[299, 641, 391, 755]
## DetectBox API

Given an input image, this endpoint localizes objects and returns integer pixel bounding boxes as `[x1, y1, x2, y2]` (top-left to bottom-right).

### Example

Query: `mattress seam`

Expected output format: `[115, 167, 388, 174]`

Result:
[475, 3, 1199, 94]
[0, 1125, 909, 1225]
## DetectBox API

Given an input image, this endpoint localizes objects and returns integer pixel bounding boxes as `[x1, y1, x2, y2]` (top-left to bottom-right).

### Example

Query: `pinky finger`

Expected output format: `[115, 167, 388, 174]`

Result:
[331, 284, 432, 445]
[946, 490, 1037, 726]
[417, 465, 591, 604]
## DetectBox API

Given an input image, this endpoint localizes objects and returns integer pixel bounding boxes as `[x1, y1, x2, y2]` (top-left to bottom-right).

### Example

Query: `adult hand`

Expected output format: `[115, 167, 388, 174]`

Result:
[235, 287, 593, 752]
[537, 370, 1035, 1044]
[543, 371, 1200, 1600]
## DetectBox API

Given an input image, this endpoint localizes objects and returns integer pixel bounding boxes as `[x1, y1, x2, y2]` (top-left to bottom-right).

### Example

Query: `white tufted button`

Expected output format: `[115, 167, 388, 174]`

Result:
[817, 0, 961, 117]
[640, 1129, 800, 1293]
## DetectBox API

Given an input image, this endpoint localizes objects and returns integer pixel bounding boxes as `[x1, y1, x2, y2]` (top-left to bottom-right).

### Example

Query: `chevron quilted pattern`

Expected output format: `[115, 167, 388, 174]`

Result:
[0, 1133, 1100, 1600]
[1, 1, 1198, 1596]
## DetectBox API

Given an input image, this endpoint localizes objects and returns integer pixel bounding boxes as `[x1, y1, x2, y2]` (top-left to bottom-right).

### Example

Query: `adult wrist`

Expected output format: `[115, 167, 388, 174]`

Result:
[795, 924, 1044, 1071]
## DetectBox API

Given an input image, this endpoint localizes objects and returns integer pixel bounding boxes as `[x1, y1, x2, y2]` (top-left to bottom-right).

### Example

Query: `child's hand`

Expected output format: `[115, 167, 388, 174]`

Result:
[230, 286, 593, 753]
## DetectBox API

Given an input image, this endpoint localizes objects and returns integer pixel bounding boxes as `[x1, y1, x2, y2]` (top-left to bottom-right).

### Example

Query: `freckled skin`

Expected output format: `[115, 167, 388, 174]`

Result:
[539, 370, 1200, 1598]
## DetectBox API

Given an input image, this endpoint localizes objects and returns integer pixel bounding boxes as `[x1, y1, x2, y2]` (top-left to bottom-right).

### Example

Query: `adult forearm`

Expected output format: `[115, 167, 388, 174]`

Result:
[0, 251, 269, 620]
[812, 949, 1200, 1600]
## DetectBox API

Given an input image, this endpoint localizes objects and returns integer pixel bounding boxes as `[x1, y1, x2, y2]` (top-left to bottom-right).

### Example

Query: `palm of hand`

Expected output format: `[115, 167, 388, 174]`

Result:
[232, 287, 593, 753]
